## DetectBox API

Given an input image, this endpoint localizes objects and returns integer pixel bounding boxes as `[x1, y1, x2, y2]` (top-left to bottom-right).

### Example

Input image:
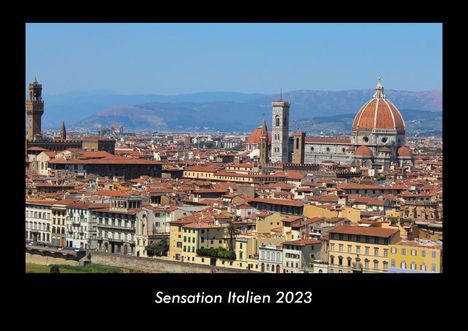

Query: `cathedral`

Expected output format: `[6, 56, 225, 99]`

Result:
[247, 80, 414, 170]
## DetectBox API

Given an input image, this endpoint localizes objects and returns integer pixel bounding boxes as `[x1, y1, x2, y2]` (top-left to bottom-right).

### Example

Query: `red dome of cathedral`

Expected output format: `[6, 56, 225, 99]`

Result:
[352, 80, 405, 134]
[354, 145, 373, 157]
[397, 146, 413, 157]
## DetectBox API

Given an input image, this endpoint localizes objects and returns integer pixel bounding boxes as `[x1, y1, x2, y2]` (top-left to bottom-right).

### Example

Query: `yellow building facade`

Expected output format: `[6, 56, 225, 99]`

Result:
[388, 240, 442, 273]
[328, 225, 401, 273]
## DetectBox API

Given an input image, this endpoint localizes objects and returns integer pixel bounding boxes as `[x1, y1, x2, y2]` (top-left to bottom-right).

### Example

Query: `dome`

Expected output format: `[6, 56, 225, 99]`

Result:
[354, 145, 373, 158]
[352, 80, 405, 134]
[397, 146, 413, 157]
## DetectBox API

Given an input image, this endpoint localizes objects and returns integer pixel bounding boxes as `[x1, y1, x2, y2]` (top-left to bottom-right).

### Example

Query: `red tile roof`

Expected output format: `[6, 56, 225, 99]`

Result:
[329, 225, 399, 238]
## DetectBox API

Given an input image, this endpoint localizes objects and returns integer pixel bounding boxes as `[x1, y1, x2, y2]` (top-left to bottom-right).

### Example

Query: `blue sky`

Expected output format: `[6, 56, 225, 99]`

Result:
[26, 23, 442, 95]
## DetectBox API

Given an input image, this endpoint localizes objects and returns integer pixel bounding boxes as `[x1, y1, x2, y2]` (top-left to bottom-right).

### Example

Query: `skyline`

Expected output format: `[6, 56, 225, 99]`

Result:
[26, 23, 442, 96]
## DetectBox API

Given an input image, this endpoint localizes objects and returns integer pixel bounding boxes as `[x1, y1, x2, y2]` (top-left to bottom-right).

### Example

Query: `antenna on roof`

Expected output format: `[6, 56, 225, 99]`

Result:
[280, 88, 282, 101]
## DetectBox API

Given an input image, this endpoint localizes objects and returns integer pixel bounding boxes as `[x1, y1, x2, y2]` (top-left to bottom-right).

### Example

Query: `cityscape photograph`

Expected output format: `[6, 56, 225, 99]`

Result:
[25, 23, 442, 274]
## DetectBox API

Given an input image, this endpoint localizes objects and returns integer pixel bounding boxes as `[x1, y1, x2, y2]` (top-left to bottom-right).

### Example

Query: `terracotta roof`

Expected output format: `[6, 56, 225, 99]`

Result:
[247, 127, 270, 145]
[397, 146, 413, 157]
[49, 156, 161, 165]
[354, 145, 373, 157]
[305, 137, 351, 144]
[352, 97, 405, 133]
[27, 147, 47, 151]
[282, 239, 321, 246]
[248, 197, 304, 207]
[380, 146, 392, 153]
[329, 225, 399, 238]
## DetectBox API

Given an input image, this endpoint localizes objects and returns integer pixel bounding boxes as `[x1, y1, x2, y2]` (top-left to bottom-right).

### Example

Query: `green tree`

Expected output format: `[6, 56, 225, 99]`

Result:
[146, 240, 169, 257]
[50, 265, 60, 273]
[227, 222, 240, 252]
[154, 239, 169, 256]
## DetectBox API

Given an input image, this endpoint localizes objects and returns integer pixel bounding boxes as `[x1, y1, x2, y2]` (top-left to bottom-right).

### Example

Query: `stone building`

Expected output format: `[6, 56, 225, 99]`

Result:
[267, 79, 415, 170]
[270, 98, 290, 163]
[26, 78, 44, 141]
[26, 200, 53, 244]
[93, 196, 142, 255]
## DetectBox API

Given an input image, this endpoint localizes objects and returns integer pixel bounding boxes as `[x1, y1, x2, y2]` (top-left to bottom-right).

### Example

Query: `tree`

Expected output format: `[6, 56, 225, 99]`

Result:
[50, 265, 60, 273]
[154, 239, 169, 256]
[227, 222, 240, 252]
[146, 239, 169, 257]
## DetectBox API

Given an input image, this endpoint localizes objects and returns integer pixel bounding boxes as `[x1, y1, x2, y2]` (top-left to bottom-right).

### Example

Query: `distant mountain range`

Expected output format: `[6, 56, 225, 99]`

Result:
[40, 89, 442, 135]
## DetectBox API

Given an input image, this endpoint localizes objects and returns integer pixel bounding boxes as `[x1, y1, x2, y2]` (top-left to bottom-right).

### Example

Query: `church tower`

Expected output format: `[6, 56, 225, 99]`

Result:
[259, 115, 269, 165]
[60, 120, 67, 140]
[270, 93, 290, 163]
[26, 78, 44, 141]
[292, 131, 305, 164]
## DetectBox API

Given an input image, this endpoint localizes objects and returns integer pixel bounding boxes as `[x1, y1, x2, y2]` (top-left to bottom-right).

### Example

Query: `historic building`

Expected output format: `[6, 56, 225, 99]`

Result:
[25, 79, 116, 153]
[26, 78, 44, 141]
[350, 79, 408, 169]
[93, 196, 142, 255]
[265, 80, 415, 170]
[270, 99, 290, 163]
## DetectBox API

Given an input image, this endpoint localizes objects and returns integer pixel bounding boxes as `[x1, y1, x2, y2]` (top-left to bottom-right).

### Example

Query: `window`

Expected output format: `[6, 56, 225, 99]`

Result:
[401, 261, 407, 269]
[374, 248, 379, 256]
[401, 248, 406, 255]
[410, 262, 417, 270]
[356, 246, 360, 254]
[422, 250, 426, 257]
[421, 263, 426, 271]
[365, 247, 370, 255]
[275, 116, 280, 127]
[431, 251, 437, 258]
[411, 249, 417, 256]
[339, 244, 343, 253]
[391, 259, 396, 268]
[347, 245, 352, 253]
[338, 257, 343, 266]
[383, 249, 388, 257]
[364, 260, 369, 269]
[431, 264, 436, 272]
[391, 247, 397, 254]
[373, 261, 379, 270]
[383, 261, 388, 271]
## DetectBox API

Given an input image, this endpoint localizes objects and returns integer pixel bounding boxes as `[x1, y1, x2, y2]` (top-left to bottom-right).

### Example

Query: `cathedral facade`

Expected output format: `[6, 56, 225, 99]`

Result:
[247, 80, 414, 170]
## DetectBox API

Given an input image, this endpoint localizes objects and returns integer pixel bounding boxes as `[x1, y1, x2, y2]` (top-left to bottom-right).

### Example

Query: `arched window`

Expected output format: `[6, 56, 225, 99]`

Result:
[275, 116, 280, 127]
[296, 138, 300, 149]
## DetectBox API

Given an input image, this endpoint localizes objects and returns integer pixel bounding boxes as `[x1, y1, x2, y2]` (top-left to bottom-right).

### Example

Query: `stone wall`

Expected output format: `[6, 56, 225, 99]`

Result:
[90, 252, 254, 273]
[26, 252, 82, 266]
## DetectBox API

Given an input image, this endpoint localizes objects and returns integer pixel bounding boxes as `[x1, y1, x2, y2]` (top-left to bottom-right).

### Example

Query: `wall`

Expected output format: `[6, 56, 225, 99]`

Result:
[90, 251, 254, 273]
[26, 252, 82, 266]
[303, 204, 338, 219]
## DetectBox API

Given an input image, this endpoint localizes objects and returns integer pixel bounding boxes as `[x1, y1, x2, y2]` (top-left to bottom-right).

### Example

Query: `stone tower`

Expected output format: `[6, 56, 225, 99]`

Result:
[259, 115, 269, 164]
[271, 96, 290, 163]
[26, 77, 44, 141]
[292, 131, 305, 164]
[60, 120, 67, 140]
